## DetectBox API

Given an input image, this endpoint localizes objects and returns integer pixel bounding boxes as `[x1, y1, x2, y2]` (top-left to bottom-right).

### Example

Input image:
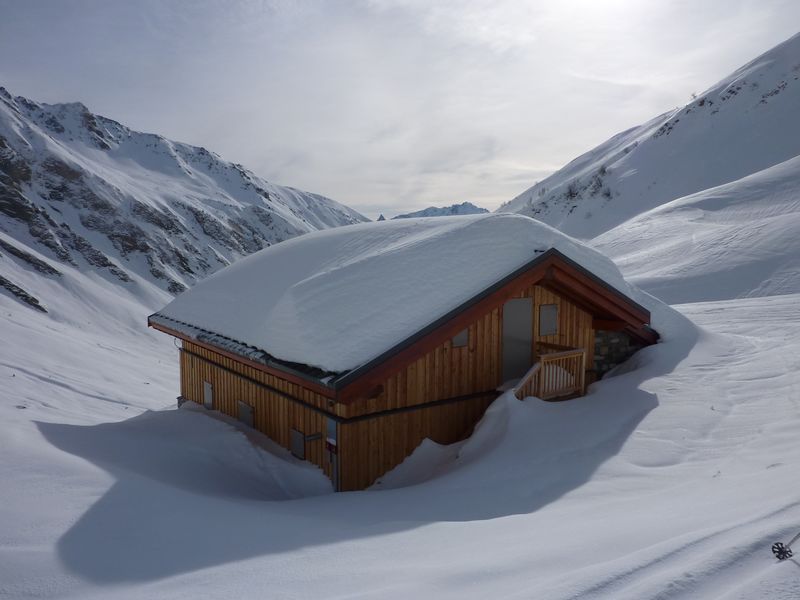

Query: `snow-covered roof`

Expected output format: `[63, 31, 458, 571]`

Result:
[152, 213, 649, 375]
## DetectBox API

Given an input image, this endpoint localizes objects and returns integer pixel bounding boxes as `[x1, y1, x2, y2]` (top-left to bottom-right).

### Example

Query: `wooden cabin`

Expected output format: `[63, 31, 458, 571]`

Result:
[148, 215, 657, 491]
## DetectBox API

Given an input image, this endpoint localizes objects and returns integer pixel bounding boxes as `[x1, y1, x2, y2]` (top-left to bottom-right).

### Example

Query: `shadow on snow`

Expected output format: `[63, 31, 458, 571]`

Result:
[37, 311, 697, 584]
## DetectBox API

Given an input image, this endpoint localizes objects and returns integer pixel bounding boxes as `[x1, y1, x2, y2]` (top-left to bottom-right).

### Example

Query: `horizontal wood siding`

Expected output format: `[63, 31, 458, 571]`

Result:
[338, 393, 496, 491]
[180, 342, 333, 479]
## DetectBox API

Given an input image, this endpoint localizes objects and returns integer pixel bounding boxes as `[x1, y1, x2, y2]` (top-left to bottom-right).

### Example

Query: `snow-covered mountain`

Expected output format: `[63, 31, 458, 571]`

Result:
[500, 32, 800, 239]
[392, 201, 488, 219]
[594, 155, 800, 304]
[0, 88, 366, 311]
[8, 34, 800, 599]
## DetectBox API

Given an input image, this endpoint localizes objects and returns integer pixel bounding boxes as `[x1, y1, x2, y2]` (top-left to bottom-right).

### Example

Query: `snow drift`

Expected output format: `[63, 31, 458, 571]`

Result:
[155, 213, 662, 374]
[594, 155, 800, 303]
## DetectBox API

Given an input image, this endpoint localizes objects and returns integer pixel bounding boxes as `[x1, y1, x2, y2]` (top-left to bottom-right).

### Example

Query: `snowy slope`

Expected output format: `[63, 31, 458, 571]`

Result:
[5, 277, 800, 598]
[392, 201, 488, 219]
[5, 32, 800, 600]
[499, 32, 800, 239]
[0, 87, 366, 312]
[593, 155, 800, 304]
[155, 214, 655, 373]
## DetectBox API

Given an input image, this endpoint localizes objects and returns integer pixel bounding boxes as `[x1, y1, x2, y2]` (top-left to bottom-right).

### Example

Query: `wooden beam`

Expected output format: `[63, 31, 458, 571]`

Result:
[593, 319, 627, 331]
[548, 265, 650, 326]
[626, 324, 660, 345]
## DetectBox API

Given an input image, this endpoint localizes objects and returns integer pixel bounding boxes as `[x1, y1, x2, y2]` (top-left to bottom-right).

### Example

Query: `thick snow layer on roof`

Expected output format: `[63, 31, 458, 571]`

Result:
[155, 213, 651, 373]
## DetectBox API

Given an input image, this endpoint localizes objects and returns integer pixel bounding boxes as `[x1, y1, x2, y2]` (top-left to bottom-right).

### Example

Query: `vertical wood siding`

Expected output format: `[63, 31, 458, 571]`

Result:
[335, 285, 595, 490]
[180, 341, 334, 479]
[521, 285, 595, 369]
[343, 308, 502, 419]
[178, 284, 594, 491]
[338, 394, 496, 491]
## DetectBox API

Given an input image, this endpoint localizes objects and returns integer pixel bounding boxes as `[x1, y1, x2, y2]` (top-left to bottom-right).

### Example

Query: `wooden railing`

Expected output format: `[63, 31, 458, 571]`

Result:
[513, 348, 586, 401]
[513, 362, 541, 400]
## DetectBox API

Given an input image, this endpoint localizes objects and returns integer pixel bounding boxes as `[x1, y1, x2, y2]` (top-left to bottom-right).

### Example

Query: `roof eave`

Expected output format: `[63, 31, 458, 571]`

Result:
[147, 314, 339, 398]
[148, 247, 654, 403]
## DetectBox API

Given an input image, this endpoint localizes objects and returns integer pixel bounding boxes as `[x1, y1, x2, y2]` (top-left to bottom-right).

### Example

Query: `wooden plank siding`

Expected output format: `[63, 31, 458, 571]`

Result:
[522, 285, 595, 372]
[177, 284, 595, 491]
[180, 341, 334, 480]
[338, 394, 496, 491]
[342, 308, 502, 419]
[334, 285, 595, 490]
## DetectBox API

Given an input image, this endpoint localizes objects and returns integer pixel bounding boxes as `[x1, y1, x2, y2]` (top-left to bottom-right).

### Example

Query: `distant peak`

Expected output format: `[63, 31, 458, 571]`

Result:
[392, 201, 489, 219]
[44, 100, 90, 114]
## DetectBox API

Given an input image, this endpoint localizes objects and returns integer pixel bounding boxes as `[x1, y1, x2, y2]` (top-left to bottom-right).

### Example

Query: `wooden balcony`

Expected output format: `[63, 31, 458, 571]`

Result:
[513, 344, 586, 401]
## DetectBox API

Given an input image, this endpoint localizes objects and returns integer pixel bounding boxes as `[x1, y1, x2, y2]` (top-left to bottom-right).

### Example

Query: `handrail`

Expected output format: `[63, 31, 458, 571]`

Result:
[513, 362, 541, 400]
[536, 341, 575, 352]
[538, 348, 585, 360]
[514, 347, 586, 401]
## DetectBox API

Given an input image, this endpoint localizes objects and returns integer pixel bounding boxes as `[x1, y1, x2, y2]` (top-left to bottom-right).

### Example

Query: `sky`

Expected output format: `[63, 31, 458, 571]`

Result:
[1, 1, 798, 219]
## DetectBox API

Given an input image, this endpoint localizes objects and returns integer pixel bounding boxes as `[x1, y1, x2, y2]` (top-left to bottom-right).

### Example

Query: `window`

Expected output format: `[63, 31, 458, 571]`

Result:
[203, 381, 213, 409]
[452, 328, 469, 348]
[290, 429, 306, 459]
[539, 304, 558, 336]
[238, 401, 254, 428]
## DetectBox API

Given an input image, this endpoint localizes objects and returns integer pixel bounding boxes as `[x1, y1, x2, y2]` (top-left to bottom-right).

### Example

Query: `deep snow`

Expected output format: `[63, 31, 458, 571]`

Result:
[4, 29, 800, 600]
[156, 213, 657, 374]
[3, 266, 800, 598]
[594, 155, 800, 303]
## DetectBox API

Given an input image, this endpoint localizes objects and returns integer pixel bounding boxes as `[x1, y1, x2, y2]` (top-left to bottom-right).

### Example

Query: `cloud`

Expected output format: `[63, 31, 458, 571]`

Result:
[366, 0, 542, 52]
[1, 0, 799, 218]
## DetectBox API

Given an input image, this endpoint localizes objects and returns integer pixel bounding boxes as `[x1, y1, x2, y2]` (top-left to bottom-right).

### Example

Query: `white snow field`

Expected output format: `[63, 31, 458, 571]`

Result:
[4, 30, 800, 600]
[594, 155, 800, 304]
[155, 213, 654, 374]
[3, 237, 800, 598]
[500, 32, 800, 240]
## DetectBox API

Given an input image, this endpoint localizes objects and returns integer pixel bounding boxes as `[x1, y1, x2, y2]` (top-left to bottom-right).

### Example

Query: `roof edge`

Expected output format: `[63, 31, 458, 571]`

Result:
[148, 313, 338, 395]
[331, 247, 651, 391]
[148, 247, 654, 400]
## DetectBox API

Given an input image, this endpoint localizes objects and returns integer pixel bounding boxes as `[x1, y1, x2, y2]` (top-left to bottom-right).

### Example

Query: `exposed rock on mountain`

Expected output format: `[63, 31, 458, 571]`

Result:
[500, 33, 800, 239]
[393, 201, 488, 219]
[0, 88, 366, 309]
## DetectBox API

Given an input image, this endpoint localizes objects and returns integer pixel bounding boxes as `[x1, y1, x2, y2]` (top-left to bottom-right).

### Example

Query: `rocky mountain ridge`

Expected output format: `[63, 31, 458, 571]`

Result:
[500, 32, 800, 239]
[392, 201, 488, 219]
[0, 88, 366, 310]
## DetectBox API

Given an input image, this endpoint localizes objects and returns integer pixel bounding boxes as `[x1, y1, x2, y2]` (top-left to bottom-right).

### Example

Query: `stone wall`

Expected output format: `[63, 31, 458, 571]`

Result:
[594, 330, 644, 379]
